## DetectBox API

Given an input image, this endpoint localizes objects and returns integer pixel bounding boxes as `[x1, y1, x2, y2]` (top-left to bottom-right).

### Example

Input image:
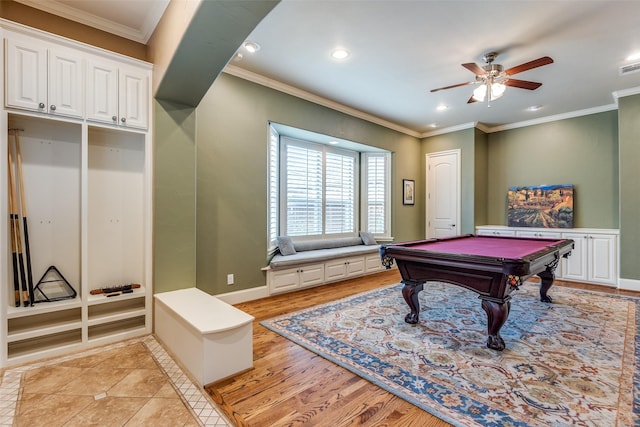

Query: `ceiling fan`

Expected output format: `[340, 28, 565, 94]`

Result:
[431, 52, 553, 105]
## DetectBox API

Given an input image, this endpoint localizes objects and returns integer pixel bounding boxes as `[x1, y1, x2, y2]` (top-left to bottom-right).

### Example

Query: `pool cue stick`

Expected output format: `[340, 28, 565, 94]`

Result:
[7, 136, 27, 306]
[13, 130, 34, 306]
[7, 145, 20, 306]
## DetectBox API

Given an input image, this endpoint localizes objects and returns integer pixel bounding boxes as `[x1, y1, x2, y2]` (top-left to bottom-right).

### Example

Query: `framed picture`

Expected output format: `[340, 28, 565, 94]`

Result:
[403, 179, 415, 205]
[507, 184, 574, 228]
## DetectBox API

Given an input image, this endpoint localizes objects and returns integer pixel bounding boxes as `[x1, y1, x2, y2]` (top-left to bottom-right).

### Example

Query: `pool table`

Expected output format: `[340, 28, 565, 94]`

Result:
[379, 234, 574, 351]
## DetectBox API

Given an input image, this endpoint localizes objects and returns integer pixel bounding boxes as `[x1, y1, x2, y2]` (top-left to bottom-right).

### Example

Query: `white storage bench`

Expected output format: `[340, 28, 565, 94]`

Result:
[154, 287, 254, 387]
[265, 235, 384, 294]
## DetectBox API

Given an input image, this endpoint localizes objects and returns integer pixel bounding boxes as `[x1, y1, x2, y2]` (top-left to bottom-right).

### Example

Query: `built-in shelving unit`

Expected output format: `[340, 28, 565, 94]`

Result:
[0, 20, 152, 367]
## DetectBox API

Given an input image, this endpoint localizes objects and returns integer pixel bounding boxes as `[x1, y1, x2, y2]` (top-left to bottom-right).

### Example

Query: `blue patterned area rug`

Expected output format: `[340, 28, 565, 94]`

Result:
[261, 282, 639, 426]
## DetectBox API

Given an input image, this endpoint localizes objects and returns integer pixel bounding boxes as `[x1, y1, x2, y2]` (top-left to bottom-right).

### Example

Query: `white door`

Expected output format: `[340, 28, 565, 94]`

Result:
[426, 150, 460, 238]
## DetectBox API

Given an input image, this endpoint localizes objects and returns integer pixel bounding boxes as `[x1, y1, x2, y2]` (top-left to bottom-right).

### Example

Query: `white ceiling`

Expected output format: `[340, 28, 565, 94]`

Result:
[21, 0, 640, 136]
[14, 0, 169, 44]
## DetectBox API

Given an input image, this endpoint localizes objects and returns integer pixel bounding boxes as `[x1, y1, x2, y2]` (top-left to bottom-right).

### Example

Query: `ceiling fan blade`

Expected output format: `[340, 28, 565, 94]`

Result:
[504, 56, 553, 75]
[467, 96, 478, 104]
[430, 81, 475, 92]
[504, 79, 542, 90]
[462, 62, 487, 75]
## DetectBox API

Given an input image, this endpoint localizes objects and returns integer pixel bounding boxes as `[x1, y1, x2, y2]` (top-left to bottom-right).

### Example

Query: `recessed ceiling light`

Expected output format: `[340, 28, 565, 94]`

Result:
[331, 49, 350, 60]
[436, 105, 448, 111]
[428, 123, 438, 128]
[626, 52, 640, 61]
[328, 140, 339, 145]
[243, 41, 260, 53]
[526, 105, 543, 111]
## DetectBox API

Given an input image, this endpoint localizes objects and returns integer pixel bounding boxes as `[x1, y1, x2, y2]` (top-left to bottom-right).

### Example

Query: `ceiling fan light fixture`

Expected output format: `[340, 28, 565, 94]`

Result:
[472, 82, 506, 102]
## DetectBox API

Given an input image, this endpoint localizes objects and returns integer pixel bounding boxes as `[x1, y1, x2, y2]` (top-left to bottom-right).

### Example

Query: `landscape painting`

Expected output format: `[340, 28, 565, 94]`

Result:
[507, 184, 574, 228]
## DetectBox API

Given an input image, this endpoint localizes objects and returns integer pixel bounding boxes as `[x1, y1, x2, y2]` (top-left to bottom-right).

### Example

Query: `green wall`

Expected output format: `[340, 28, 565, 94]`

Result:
[486, 111, 619, 228]
[618, 94, 640, 280]
[474, 128, 489, 226]
[421, 128, 477, 234]
[153, 100, 197, 293]
[194, 73, 423, 294]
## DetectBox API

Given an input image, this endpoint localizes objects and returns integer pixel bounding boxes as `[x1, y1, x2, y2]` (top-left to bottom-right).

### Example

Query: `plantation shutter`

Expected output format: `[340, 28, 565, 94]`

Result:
[325, 151, 356, 234]
[268, 127, 279, 247]
[365, 153, 389, 234]
[284, 143, 323, 236]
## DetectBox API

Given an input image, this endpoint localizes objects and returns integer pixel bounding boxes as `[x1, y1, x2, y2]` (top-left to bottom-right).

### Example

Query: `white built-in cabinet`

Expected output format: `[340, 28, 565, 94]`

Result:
[86, 57, 148, 129]
[267, 253, 384, 295]
[325, 256, 366, 282]
[560, 232, 617, 285]
[0, 21, 152, 367]
[5, 34, 84, 118]
[475, 226, 618, 287]
[268, 263, 325, 294]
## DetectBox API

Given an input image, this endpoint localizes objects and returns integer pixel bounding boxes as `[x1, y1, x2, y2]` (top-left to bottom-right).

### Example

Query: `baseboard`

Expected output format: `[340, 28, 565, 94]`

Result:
[618, 277, 640, 292]
[216, 285, 269, 305]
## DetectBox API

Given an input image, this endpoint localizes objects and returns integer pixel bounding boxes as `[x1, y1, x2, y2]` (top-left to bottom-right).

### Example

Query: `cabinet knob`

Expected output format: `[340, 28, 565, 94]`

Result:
[112, 115, 118, 122]
[50, 105, 56, 111]
[38, 102, 45, 109]
[121, 117, 127, 123]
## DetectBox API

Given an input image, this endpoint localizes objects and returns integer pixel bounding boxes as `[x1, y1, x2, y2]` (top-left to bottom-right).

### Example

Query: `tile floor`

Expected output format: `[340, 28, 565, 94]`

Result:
[0, 335, 232, 426]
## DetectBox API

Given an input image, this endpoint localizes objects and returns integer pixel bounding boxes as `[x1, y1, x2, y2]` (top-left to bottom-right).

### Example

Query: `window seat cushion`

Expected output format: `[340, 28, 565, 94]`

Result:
[270, 239, 379, 270]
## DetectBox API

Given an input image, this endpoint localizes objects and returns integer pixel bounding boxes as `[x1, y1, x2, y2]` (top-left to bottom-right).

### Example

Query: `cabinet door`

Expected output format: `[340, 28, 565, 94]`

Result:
[269, 267, 300, 294]
[365, 253, 383, 272]
[48, 48, 84, 118]
[589, 234, 617, 285]
[6, 37, 47, 112]
[324, 260, 347, 282]
[119, 66, 149, 129]
[299, 264, 324, 288]
[86, 58, 119, 124]
[561, 233, 588, 282]
[346, 256, 365, 277]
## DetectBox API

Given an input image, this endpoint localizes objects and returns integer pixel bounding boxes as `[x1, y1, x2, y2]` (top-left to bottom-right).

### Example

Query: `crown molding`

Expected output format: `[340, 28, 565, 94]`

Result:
[223, 65, 421, 138]
[420, 122, 478, 138]
[225, 65, 629, 139]
[13, 0, 168, 43]
[613, 86, 640, 101]
[485, 104, 618, 133]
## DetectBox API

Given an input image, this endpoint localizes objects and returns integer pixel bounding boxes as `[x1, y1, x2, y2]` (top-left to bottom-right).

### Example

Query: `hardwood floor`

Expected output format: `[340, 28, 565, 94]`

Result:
[204, 270, 449, 426]
[204, 270, 639, 426]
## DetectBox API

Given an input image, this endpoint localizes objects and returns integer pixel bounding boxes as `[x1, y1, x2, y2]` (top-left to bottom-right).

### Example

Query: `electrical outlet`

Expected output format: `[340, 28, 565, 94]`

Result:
[227, 274, 234, 285]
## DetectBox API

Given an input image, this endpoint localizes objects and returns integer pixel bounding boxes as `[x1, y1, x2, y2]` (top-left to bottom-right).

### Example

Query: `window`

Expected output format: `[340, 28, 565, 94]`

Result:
[281, 138, 357, 237]
[362, 152, 390, 235]
[268, 124, 391, 248]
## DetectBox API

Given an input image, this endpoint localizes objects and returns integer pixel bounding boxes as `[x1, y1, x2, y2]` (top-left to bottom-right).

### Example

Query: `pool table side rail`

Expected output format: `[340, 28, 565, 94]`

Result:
[380, 234, 574, 278]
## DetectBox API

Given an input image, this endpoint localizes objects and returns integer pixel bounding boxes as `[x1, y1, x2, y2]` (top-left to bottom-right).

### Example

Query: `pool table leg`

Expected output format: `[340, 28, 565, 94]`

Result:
[481, 298, 511, 351]
[401, 280, 424, 324]
[538, 268, 555, 303]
